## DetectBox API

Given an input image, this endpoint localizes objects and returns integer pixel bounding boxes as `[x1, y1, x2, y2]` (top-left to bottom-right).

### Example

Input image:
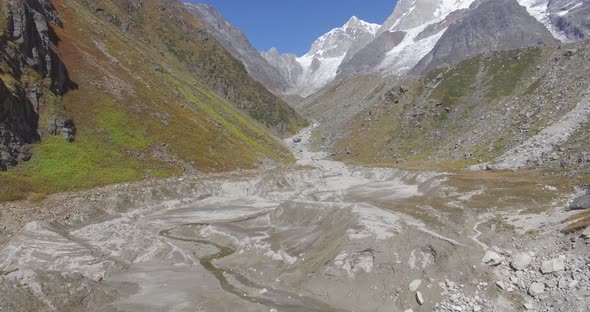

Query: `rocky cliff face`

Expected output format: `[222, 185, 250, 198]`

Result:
[412, 0, 556, 74]
[260, 48, 303, 90]
[184, 3, 290, 94]
[0, 0, 74, 171]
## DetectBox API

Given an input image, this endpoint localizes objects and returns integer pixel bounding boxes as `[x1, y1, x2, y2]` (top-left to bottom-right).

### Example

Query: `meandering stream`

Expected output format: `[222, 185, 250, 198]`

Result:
[0, 124, 510, 312]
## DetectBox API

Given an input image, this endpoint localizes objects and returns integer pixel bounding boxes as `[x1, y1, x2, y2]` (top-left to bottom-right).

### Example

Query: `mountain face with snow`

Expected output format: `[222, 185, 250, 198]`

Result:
[517, 0, 590, 41]
[338, 0, 476, 78]
[413, 0, 556, 74]
[184, 3, 290, 94]
[186, 3, 381, 97]
[338, 1, 465, 77]
[187, 1, 590, 98]
[261, 17, 381, 97]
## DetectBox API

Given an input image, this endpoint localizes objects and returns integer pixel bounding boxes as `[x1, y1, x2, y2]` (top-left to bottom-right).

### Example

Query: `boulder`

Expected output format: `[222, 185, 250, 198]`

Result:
[545, 279, 558, 289]
[570, 195, 590, 210]
[416, 291, 425, 305]
[510, 253, 532, 271]
[409, 279, 422, 292]
[482, 250, 503, 265]
[496, 280, 509, 291]
[528, 282, 545, 297]
[541, 256, 565, 274]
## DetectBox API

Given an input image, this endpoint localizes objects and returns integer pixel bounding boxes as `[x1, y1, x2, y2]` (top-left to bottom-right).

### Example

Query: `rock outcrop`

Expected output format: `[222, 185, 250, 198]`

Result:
[0, 0, 75, 170]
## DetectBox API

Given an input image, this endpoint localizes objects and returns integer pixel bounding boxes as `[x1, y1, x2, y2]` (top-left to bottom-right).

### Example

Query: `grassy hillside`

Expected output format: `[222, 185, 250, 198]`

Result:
[0, 0, 305, 202]
[317, 42, 590, 171]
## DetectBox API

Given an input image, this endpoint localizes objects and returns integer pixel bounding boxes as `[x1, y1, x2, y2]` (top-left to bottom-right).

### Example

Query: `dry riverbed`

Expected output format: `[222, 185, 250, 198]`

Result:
[0, 125, 588, 312]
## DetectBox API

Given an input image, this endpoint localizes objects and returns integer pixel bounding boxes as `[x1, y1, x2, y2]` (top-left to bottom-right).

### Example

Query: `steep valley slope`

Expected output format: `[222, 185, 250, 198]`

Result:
[299, 40, 590, 177]
[0, 0, 306, 202]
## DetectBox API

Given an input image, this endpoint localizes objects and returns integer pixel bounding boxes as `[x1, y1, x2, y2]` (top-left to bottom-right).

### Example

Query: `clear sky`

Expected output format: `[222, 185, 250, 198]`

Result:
[183, 1, 397, 56]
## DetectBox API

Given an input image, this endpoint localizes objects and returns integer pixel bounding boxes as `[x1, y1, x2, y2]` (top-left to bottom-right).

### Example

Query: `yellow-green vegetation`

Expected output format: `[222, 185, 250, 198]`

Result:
[0, 6, 6, 37]
[483, 48, 542, 98]
[97, 105, 152, 151]
[0, 0, 301, 202]
[429, 58, 479, 111]
[0, 135, 163, 202]
[142, 2, 305, 133]
[0, 59, 18, 95]
[563, 211, 590, 234]
[368, 169, 569, 228]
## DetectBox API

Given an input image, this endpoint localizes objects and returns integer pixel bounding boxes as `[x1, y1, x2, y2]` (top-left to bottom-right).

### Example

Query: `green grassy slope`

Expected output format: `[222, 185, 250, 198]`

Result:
[333, 43, 590, 170]
[0, 0, 304, 202]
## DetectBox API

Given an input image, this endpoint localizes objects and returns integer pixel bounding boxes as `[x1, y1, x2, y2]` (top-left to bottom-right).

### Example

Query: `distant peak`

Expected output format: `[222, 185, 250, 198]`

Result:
[266, 47, 280, 55]
[347, 16, 360, 23]
[342, 16, 381, 35]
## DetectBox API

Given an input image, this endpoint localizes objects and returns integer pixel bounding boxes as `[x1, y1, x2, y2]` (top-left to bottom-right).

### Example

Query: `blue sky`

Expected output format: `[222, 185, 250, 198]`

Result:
[184, 1, 397, 56]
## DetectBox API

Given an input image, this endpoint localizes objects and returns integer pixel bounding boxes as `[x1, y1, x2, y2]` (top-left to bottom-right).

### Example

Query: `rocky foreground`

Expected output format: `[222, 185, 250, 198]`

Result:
[0, 126, 589, 312]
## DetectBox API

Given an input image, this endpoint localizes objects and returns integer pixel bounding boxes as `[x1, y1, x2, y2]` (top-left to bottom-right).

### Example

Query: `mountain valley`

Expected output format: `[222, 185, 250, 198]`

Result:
[1, 0, 590, 311]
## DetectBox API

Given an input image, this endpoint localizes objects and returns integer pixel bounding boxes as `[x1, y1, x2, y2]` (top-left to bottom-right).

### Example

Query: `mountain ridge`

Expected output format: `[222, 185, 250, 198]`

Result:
[261, 15, 382, 97]
[183, 2, 291, 94]
[190, 0, 590, 98]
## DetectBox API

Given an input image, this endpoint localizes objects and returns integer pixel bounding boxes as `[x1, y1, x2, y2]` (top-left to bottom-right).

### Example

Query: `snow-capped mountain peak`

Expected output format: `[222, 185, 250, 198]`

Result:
[381, 0, 475, 33]
[344, 16, 381, 35]
[306, 17, 381, 59]
[261, 16, 382, 96]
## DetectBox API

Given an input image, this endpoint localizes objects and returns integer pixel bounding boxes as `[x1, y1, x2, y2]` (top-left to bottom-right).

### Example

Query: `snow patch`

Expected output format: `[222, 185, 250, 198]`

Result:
[380, 26, 446, 75]
[517, 0, 569, 41]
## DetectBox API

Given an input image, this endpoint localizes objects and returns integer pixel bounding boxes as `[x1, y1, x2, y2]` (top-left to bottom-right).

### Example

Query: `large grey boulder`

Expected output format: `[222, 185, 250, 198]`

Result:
[570, 194, 590, 210]
[541, 256, 566, 274]
[511, 253, 532, 271]
[482, 250, 503, 265]
[528, 282, 545, 297]
[409, 279, 422, 292]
